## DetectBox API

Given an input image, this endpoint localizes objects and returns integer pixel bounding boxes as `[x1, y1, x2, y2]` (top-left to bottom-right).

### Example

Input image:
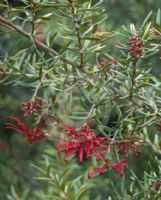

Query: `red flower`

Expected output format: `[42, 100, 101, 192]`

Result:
[56, 123, 108, 164]
[117, 141, 140, 158]
[5, 116, 48, 144]
[88, 161, 128, 179]
[111, 161, 128, 177]
[88, 163, 109, 178]
[128, 35, 144, 61]
[21, 96, 46, 117]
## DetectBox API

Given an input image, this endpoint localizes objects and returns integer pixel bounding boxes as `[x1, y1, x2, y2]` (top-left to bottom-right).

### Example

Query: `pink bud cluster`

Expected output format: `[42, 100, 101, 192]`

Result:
[128, 35, 144, 61]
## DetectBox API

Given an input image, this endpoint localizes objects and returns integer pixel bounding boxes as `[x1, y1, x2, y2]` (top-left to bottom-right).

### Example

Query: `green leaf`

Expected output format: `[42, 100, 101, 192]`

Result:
[121, 177, 131, 200]
[156, 9, 161, 26]
[10, 185, 20, 200]
[59, 167, 71, 180]
[76, 185, 92, 200]
[34, 177, 52, 181]
[30, 163, 46, 174]
[142, 22, 151, 39]
[130, 24, 136, 35]
[140, 11, 152, 30]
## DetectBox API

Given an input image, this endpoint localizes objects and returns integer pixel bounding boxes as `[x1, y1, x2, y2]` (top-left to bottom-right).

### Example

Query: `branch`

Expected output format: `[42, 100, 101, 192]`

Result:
[0, 15, 79, 68]
[68, 2, 84, 68]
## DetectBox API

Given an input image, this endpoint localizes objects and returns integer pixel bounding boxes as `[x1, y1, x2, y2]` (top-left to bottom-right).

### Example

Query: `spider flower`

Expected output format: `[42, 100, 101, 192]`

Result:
[117, 141, 140, 158]
[88, 161, 128, 179]
[88, 163, 110, 178]
[111, 161, 128, 177]
[6, 116, 48, 144]
[21, 96, 47, 117]
[56, 124, 108, 164]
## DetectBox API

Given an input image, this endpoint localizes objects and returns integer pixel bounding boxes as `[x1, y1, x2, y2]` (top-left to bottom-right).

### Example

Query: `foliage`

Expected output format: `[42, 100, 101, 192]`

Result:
[0, 0, 161, 199]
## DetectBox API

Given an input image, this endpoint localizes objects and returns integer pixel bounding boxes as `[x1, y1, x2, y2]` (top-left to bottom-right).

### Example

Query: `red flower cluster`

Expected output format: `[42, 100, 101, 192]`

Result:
[56, 123, 129, 178]
[88, 161, 128, 178]
[21, 96, 46, 117]
[128, 35, 144, 61]
[6, 116, 49, 144]
[5, 114, 130, 178]
[56, 123, 108, 164]
[117, 141, 140, 158]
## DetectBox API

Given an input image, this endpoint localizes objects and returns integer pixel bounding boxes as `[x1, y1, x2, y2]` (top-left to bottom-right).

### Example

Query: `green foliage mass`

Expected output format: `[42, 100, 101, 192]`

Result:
[0, 0, 161, 200]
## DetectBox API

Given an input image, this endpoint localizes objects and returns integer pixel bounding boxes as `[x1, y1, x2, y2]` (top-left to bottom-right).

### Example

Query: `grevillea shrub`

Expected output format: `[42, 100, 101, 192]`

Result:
[0, 0, 161, 199]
